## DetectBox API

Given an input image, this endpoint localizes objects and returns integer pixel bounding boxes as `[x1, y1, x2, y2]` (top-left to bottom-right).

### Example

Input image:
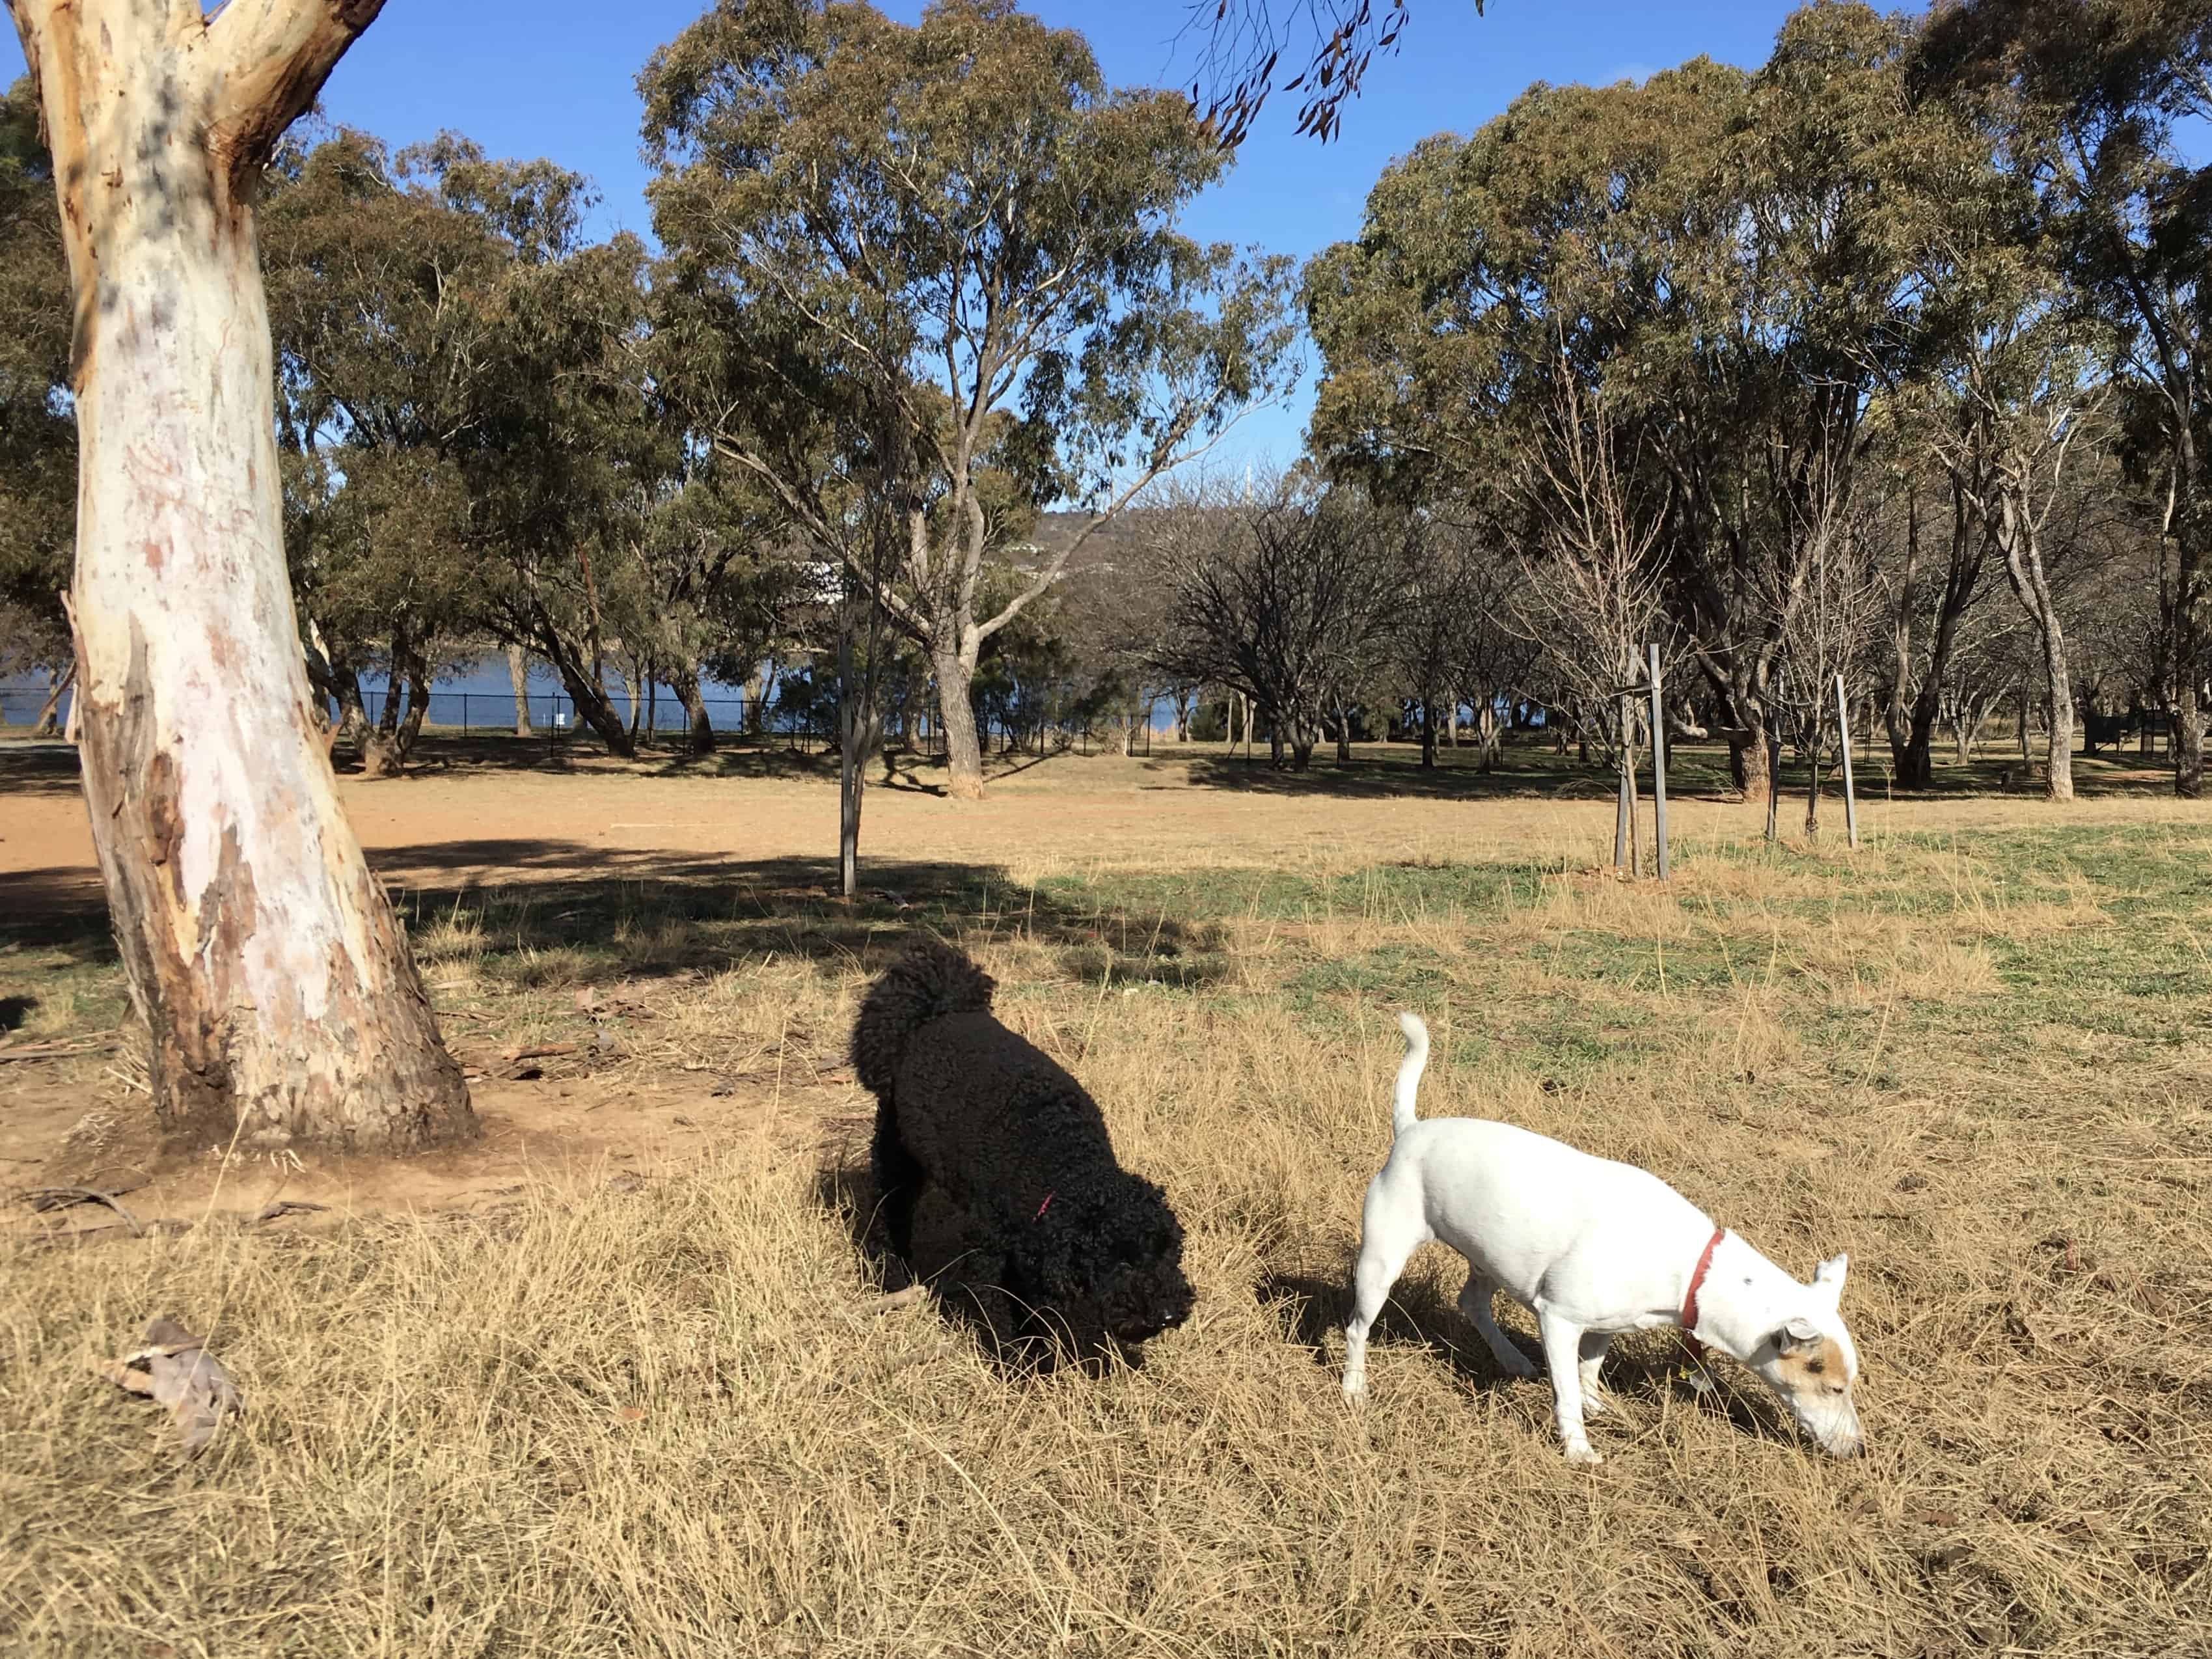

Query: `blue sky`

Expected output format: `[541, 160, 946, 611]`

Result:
[7, 1, 1804, 465]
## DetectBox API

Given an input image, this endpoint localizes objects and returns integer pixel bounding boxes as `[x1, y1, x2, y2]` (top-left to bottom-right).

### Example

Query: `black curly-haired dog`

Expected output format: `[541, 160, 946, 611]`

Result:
[851, 939, 1194, 1367]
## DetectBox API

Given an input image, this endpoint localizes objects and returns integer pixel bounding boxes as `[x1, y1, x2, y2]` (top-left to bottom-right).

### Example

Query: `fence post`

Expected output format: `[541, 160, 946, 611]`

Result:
[1765, 668, 1785, 845]
[1835, 673, 1860, 849]
[1648, 643, 1669, 880]
[461, 692, 469, 737]
[1614, 700, 1632, 872]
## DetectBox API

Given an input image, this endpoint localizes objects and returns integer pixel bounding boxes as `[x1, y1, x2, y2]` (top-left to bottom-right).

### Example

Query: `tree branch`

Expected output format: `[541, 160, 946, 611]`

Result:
[202, 0, 388, 197]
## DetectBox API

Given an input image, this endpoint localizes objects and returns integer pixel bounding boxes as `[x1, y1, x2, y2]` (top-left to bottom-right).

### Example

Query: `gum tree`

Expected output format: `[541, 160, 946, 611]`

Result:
[5, 0, 471, 1149]
[642, 0, 1296, 799]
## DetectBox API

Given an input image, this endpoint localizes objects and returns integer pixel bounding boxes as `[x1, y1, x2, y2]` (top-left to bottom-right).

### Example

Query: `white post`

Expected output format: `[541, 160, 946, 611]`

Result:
[1648, 644, 1669, 880]
[1835, 673, 1859, 850]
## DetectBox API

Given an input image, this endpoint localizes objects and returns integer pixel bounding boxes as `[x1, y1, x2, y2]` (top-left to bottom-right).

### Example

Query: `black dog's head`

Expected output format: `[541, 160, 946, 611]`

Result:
[1004, 1170, 1194, 1365]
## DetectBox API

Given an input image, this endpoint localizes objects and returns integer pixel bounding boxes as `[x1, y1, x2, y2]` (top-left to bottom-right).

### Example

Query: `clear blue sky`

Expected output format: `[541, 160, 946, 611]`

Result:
[7, 1, 1805, 466]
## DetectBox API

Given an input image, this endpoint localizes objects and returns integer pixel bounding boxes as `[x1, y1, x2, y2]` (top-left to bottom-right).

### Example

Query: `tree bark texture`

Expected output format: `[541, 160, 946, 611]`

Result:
[1998, 488, 2074, 802]
[507, 642, 534, 737]
[16, 0, 472, 1151]
[931, 644, 986, 799]
[666, 662, 716, 756]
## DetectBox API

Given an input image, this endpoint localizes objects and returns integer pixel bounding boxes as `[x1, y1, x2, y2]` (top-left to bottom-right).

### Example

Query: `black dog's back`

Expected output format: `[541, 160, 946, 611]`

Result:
[881, 1009, 1118, 1212]
[851, 937, 995, 1104]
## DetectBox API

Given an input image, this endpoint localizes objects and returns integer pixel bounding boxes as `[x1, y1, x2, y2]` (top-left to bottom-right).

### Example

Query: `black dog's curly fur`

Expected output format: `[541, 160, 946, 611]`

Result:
[852, 939, 1194, 1367]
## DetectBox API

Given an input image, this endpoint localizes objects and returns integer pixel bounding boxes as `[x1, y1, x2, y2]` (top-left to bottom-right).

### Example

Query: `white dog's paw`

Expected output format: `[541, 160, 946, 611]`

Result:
[1580, 1388, 1611, 1417]
[1341, 1376, 1367, 1403]
[1562, 1440, 1603, 1466]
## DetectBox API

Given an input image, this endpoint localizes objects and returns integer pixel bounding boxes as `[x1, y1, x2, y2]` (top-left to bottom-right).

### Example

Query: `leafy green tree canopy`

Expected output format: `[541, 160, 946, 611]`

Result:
[640, 0, 1299, 797]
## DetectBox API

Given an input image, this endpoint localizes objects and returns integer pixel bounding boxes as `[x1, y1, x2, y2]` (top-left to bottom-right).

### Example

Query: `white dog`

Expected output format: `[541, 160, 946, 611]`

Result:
[1341, 1013, 1863, 1464]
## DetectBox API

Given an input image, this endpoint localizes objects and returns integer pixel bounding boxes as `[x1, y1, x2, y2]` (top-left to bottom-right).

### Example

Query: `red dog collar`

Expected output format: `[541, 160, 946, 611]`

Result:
[1678, 1226, 1727, 1364]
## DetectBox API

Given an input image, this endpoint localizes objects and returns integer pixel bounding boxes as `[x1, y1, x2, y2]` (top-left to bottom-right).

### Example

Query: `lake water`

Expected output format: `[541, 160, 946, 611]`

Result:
[3, 658, 1169, 737]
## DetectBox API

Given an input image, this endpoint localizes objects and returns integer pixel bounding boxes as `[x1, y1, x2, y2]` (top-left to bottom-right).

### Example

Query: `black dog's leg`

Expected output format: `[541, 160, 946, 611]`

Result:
[907, 1185, 1025, 1351]
[869, 1098, 923, 1260]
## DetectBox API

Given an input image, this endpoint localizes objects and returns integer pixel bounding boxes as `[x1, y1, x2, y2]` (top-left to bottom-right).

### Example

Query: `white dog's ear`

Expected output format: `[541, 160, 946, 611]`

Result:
[1812, 1252, 1850, 1302]
[1776, 1317, 1823, 1352]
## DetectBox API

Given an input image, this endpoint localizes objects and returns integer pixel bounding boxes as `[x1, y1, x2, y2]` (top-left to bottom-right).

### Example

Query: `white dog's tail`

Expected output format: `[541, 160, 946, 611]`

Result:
[1393, 1011, 1430, 1137]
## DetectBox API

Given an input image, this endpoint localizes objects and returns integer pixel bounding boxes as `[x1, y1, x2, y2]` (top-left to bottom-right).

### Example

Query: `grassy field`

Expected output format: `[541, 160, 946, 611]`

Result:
[3, 738, 2209, 1656]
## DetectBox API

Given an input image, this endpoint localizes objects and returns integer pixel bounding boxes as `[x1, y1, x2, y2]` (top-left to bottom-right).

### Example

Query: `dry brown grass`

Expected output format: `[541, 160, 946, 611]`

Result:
[5, 750, 2211, 1656]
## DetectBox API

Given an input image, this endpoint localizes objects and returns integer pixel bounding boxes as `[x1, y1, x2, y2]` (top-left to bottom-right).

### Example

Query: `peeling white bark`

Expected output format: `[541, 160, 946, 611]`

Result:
[11, 0, 472, 1149]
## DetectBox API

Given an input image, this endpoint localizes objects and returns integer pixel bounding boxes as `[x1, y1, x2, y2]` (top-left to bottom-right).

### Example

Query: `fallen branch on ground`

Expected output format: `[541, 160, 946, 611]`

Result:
[0, 1034, 120, 1063]
[16, 1181, 146, 1214]
[253, 1200, 331, 1224]
[18, 1186, 144, 1234]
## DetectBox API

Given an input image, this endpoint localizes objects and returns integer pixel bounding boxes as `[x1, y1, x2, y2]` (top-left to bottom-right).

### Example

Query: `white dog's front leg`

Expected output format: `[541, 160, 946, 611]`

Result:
[1538, 1308, 1600, 1464]
[1577, 1330, 1615, 1416]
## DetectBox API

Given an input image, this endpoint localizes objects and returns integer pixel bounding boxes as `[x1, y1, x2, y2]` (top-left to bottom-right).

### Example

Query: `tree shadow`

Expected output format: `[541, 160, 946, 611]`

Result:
[1167, 743, 1743, 803]
[0, 742, 82, 799]
[1, 840, 1233, 998]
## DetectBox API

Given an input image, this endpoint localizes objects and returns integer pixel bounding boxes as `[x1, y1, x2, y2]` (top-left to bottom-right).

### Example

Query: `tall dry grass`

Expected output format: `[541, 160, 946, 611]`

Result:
[5, 799, 2211, 1656]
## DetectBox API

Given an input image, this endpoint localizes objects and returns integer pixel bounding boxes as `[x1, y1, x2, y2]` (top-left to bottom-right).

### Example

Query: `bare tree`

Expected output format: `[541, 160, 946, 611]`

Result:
[1935, 321, 2110, 803]
[1753, 446, 1889, 839]
[1386, 519, 1529, 771]
[1507, 368, 1671, 868]
[7, 0, 471, 1149]
[1146, 479, 1401, 771]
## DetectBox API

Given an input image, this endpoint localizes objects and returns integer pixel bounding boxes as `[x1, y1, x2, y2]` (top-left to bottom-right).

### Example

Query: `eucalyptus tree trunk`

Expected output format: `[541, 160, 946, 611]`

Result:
[1473, 700, 1502, 773]
[12, 0, 471, 1150]
[836, 633, 883, 899]
[2169, 449, 2205, 799]
[394, 642, 430, 764]
[2179, 689, 2206, 797]
[507, 642, 534, 737]
[31, 664, 73, 737]
[931, 640, 987, 799]
[1997, 488, 2074, 802]
[666, 662, 717, 755]
[361, 631, 407, 779]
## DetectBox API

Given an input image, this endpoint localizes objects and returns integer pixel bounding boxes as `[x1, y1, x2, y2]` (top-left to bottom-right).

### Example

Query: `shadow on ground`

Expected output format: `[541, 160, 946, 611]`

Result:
[1254, 1267, 1801, 1446]
[1255, 1269, 1529, 1393]
[0, 743, 83, 799]
[2, 840, 1233, 995]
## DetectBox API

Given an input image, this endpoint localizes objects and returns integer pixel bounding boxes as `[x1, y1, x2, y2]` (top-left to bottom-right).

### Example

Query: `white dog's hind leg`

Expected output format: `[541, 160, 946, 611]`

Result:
[1342, 1218, 1422, 1400]
[1537, 1306, 1602, 1464]
[1456, 1272, 1538, 1379]
[1576, 1330, 1615, 1416]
